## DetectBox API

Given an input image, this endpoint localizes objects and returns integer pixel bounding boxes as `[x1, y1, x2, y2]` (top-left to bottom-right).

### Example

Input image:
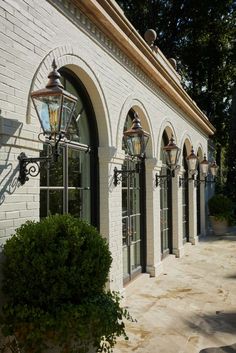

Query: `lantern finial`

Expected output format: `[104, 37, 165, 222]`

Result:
[46, 60, 64, 89]
[186, 146, 198, 174]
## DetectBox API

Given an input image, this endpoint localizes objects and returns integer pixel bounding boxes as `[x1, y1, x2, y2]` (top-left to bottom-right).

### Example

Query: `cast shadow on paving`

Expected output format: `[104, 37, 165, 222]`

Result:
[201, 233, 236, 243]
[199, 343, 236, 352]
[188, 312, 236, 352]
[189, 311, 236, 334]
[225, 274, 236, 279]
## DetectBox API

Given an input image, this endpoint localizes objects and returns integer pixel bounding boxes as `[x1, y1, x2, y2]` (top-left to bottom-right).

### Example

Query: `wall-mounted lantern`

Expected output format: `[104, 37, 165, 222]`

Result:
[199, 154, 209, 176]
[18, 60, 78, 185]
[196, 154, 218, 186]
[155, 136, 181, 187]
[113, 113, 150, 186]
[186, 147, 198, 175]
[179, 147, 198, 187]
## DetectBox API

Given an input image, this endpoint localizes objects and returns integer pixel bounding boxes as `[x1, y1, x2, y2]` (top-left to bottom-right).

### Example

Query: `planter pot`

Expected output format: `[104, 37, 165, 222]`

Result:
[209, 216, 228, 235]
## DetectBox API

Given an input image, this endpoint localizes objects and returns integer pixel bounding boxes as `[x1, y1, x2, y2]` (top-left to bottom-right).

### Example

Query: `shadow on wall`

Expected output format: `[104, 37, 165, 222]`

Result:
[0, 115, 23, 205]
[199, 343, 236, 352]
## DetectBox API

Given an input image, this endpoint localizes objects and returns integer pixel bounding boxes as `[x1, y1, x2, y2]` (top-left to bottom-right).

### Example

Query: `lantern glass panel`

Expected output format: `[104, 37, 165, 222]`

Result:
[61, 96, 77, 133]
[210, 165, 217, 176]
[125, 135, 141, 156]
[187, 157, 198, 172]
[165, 149, 177, 167]
[141, 134, 149, 156]
[200, 162, 209, 175]
[32, 95, 62, 135]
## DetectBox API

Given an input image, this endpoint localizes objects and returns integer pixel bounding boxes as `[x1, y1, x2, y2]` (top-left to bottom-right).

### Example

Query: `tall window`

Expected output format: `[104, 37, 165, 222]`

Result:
[182, 145, 189, 242]
[160, 131, 172, 256]
[40, 69, 98, 226]
[122, 110, 146, 283]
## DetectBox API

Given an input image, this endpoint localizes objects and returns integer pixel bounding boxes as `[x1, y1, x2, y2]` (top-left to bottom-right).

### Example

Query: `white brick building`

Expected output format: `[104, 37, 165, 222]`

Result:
[0, 0, 215, 292]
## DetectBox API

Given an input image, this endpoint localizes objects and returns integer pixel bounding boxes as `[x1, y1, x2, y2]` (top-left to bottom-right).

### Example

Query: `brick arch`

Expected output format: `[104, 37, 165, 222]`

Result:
[117, 95, 154, 158]
[179, 132, 193, 155]
[196, 145, 204, 160]
[26, 46, 110, 147]
[157, 120, 178, 161]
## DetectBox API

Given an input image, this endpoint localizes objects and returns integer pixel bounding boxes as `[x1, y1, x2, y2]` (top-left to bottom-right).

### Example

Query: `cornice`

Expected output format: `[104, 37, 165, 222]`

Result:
[48, 0, 215, 136]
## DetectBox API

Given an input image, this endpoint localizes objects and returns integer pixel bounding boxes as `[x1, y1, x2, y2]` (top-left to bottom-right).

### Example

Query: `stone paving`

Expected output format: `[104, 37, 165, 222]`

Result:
[113, 232, 236, 353]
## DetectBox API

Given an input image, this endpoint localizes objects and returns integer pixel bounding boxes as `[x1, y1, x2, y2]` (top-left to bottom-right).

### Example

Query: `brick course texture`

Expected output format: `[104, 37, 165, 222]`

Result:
[0, 0, 210, 292]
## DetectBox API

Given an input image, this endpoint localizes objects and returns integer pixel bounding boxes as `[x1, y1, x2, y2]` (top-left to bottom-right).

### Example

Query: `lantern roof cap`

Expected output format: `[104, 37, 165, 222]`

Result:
[30, 60, 77, 101]
[163, 136, 180, 151]
[186, 146, 198, 160]
[123, 112, 150, 137]
[200, 154, 209, 165]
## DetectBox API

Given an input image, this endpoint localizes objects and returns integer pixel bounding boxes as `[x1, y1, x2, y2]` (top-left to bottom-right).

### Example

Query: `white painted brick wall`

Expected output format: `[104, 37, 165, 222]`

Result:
[0, 0, 209, 291]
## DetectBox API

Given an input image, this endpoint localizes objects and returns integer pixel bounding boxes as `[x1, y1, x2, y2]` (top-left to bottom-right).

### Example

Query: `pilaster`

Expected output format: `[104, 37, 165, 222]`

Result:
[145, 159, 162, 276]
[98, 146, 125, 292]
[172, 169, 185, 257]
[200, 178, 207, 236]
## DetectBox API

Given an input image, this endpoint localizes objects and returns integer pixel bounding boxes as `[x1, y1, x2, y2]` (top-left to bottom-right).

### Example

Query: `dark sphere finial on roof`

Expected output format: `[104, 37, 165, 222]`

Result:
[168, 58, 177, 70]
[144, 29, 157, 46]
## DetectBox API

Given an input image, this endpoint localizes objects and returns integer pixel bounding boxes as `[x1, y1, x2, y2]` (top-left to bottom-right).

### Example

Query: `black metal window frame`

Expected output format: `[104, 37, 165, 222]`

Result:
[182, 145, 189, 242]
[122, 111, 147, 284]
[160, 131, 173, 257]
[40, 68, 99, 227]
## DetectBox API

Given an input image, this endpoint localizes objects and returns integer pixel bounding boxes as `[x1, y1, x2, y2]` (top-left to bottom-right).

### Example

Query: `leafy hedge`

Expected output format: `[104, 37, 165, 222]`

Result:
[208, 194, 233, 221]
[0, 214, 132, 353]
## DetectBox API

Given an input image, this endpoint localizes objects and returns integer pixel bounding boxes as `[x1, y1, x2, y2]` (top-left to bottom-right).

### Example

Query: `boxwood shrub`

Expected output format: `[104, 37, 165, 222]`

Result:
[0, 214, 132, 353]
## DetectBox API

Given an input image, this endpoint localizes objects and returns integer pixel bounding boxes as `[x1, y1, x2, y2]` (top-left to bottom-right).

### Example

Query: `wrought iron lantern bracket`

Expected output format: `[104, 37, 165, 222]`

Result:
[194, 176, 217, 187]
[18, 152, 52, 185]
[179, 174, 195, 187]
[113, 164, 140, 186]
[155, 169, 176, 187]
[18, 133, 62, 185]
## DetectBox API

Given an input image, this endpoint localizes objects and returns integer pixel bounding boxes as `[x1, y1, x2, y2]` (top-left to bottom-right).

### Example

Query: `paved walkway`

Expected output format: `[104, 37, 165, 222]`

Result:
[114, 232, 236, 353]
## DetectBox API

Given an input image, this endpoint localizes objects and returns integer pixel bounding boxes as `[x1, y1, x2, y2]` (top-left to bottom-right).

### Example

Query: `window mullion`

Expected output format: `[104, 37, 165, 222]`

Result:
[64, 145, 68, 214]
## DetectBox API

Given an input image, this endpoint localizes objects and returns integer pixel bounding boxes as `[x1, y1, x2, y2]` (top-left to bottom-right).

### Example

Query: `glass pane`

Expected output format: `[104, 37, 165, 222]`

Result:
[65, 80, 90, 145]
[40, 144, 49, 186]
[49, 190, 63, 215]
[130, 188, 140, 216]
[68, 189, 91, 223]
[130, 241, 141, 271]
[130, 215, 140, 242]
[68, 149, 82, 187]
[122, 189, 128, 217]
[40, 189, 63, 218]
[123, 246, 129, 279]
[40, 190, 47, 218]
[40, 145, 64, 187]
[49, 148, 64, 186]
[68, 148, 90, 188]
[122, 114, 133, 153]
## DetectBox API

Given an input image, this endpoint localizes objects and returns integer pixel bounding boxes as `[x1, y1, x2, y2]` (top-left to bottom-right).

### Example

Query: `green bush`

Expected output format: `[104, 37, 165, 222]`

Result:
[0, 214, 132, 353]
[208, 194, 233, 221]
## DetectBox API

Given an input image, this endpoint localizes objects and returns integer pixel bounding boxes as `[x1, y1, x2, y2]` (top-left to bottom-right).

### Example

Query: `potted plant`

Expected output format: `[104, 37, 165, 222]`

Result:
[208, 194, 233, 235]
[0, 214, 132, 353]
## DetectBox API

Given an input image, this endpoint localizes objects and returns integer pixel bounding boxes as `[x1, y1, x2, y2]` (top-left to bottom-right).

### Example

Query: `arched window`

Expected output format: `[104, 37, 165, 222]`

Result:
[182, 144, 189, 242]
[122, 110, 146, 284]
[40, 69, 99, 226]
[160, 131, 172, 256]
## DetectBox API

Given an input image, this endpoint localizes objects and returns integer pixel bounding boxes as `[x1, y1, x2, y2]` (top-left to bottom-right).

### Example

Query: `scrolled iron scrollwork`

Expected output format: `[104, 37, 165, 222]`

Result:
[18, 152, 52, 185]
